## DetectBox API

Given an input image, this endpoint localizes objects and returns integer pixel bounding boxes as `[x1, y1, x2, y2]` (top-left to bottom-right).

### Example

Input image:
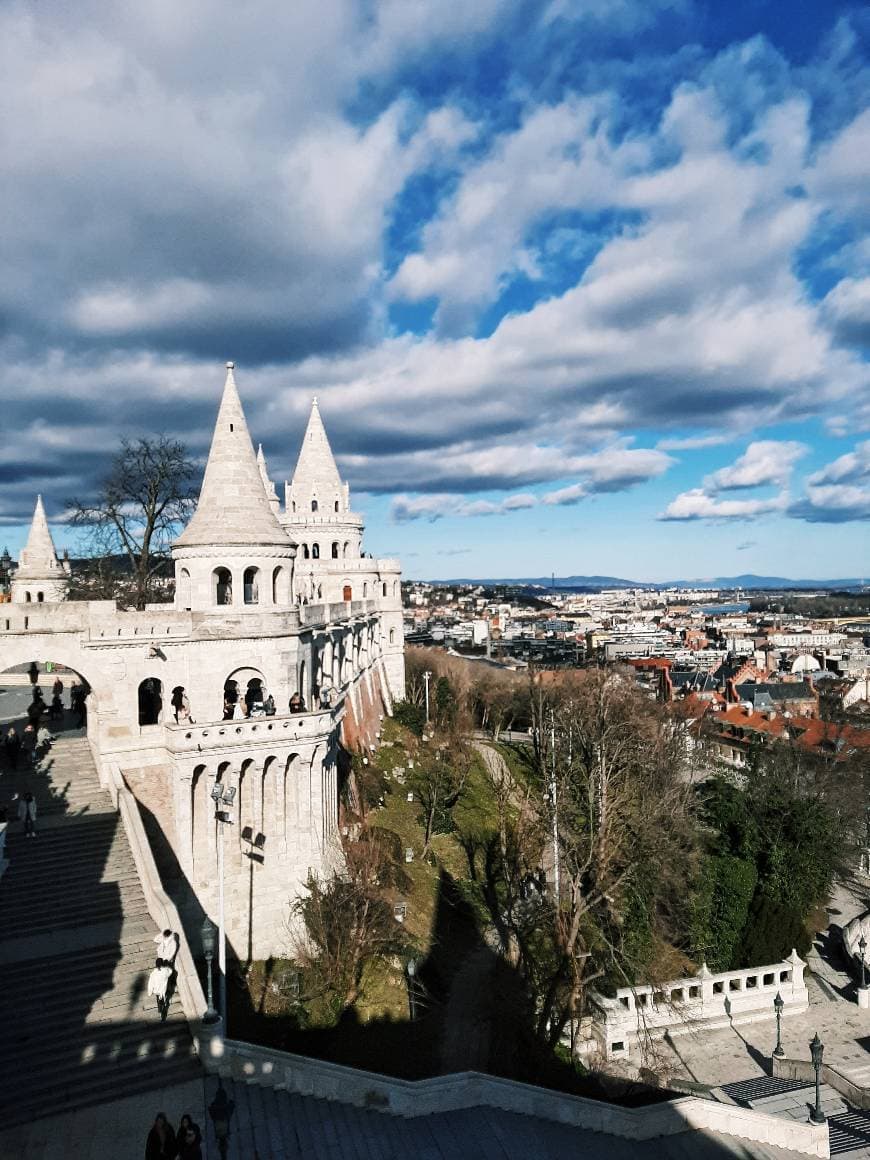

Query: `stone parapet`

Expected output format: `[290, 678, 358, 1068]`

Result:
[591, 950, 808, 1060]
[197, 1038, 829, 1157]
[165, 707, 342, 757]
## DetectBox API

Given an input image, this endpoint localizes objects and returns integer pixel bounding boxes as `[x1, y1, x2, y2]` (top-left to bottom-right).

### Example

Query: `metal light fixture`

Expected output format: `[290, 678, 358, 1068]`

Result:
[201, 917, 220, 1024]
[860, 934, 867, 990]
[209, 1081, 235, 1160]
[406, 958, 418, 1021]
[809, 1033, 825, 1124]
[773, 991, 785, 1058]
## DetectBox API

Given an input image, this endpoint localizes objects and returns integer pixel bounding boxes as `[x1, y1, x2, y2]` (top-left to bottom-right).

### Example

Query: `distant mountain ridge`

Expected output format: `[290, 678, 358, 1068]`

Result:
[429, 574, 867, 591]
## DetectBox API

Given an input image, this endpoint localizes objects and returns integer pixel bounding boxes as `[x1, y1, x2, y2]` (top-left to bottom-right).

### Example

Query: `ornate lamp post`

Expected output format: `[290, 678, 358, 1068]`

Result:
[809, 1033, 825, 1124]
[210, 781, 237, 1026]
[209, 1081, 235, 1160]
[773, 991, 785, 1058]
[423, 671, 432, 724]
[201, 917, 220, 1024]
[860, 934, 867, 991]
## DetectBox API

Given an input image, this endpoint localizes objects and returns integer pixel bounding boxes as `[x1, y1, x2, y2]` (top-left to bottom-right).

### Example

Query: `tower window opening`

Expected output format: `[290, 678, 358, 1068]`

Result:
[214, 567, 233, 605]
[331, 542, 339, 559]
[25, 592, 31, 603]
[311, 499, 318, 512]
[382, 582, 387, 597]
[334, 500, 339, 512]
[138, 678, 163, 726]
[229, 423, 234, 432]
[311, 543, 320, 560]
[37, 592, 44, 602]
[302, 544, 310, 559]
[243, 566, 260, 605]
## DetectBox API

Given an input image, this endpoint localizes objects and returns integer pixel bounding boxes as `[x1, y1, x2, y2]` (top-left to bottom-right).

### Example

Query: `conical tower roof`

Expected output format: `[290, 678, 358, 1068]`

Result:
[288, 398, 344, 503]
[175, 364, 292, 549]
[17, 495, 64, 576]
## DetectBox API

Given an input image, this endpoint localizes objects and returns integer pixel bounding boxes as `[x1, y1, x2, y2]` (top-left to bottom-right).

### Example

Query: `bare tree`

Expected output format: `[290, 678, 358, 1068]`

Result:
[466, 669, 697, 1048]
[411, 736, 474, 856]
[69, 436, 197, 608]
[290, 833, 410, 1022]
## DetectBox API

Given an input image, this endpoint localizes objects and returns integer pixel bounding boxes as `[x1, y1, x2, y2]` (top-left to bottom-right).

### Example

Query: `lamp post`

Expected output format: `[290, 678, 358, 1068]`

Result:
[201, 917, 220, 1024]
[860, 934, 867, 991]
[209, 1080, 235, 1160]
[423, 671, 432, 724]
[210, 781, 237, 1027]
[772, 991, 785, 1058]
[406, 958, 418, 1021]
[548, 707, 560, 899]
[809, 1033, 825, 1124]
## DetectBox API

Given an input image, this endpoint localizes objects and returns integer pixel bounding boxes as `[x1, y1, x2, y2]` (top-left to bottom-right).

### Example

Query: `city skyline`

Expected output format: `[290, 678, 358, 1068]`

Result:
[2, 0, 869, 581]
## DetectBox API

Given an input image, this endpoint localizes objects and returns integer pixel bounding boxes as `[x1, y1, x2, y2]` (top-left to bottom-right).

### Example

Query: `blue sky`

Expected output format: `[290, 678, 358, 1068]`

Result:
[1, 0, 868, 582]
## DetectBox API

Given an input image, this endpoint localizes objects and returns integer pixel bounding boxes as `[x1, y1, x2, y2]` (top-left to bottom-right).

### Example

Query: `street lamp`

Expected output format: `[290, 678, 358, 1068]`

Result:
[860, 934, 867, 991]
[200, 917, 220, 1024]
[406, 958, 418, 1021]
[809, 1033, 825, 1124]
[423, 671, 432, 724]
[209, 1081, 235, 1160]
[772, 991, 785, 1058]
[210, 781, 237, 1026]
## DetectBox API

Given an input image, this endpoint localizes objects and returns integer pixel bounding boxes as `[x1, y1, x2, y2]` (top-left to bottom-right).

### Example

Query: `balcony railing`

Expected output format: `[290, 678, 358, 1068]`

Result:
[164, 706, 343, 754]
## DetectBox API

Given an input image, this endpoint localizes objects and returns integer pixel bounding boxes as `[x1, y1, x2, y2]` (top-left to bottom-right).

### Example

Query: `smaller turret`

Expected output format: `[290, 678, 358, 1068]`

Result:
[11, 495, 70, 604]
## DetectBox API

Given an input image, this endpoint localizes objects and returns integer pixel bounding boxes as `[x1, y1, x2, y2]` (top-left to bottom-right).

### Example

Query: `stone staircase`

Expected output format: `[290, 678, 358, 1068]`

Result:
[0, 735, 201, 1127]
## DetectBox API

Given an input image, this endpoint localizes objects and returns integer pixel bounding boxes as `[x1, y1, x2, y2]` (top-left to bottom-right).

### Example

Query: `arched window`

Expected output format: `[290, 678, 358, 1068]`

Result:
[37, 592, 44, 603]
[138, 678, 162, 726]
[343, 542, 349, 557]
[393, 580, 398, 596]
[311, 543, 320, 560]
[302, 544, 310, 559]
[389, 628, 395, 645]
[214, 568, 232, 605]
[25, 592, 31, 603]
[178, 567, 191, 609]
[331, 542, 339, 559]
[272, 566, 283, 604]
[334, 500, 339, 512]
[243, 567, 259, 605]
[363, 582, 368, 597]
[343, 584, 352, 601]
[311, 499, 318, 512]
[382, 582, 387, 597]
[317, 584, 323, 599]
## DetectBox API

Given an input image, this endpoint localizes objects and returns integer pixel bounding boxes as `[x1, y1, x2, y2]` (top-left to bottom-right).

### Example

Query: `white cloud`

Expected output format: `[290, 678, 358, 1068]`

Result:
[660, 489, 789, 521]
[703, 440, 807, 491]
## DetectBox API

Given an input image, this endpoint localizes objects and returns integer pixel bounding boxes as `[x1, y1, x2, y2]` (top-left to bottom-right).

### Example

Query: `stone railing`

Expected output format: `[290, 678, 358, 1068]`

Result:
[590, 950, 808, 1060]
[164, 706, 343, 755]
[773, 1053, 870, 1112]
[196, 1038, 828, 1157]
[301, 599, 379, 625]
[102, 759, 208, 1028]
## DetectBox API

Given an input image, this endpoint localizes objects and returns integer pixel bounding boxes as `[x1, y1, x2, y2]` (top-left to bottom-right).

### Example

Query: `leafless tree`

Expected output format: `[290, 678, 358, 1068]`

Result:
[69, 436, 197, 608]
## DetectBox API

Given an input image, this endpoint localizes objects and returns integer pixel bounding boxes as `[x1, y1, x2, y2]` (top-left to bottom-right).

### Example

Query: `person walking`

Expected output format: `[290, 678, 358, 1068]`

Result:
[4, 725, 20, 769]
[21, 724, 38, 766]
[52, 676, 64, 700]
[18, 792, 37, 838]
[176, 1123, 203, 1160]
[176, 1114, 201, 1152]
[145, 1112, 176, 1160]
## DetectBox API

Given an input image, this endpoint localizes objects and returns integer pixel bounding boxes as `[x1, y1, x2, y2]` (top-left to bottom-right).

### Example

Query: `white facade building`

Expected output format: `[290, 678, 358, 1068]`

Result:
[0, 364, 405, 958]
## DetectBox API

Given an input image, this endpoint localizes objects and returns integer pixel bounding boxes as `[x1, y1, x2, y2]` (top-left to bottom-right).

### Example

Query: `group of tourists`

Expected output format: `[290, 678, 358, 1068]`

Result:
[145, 1111, 202, 1160]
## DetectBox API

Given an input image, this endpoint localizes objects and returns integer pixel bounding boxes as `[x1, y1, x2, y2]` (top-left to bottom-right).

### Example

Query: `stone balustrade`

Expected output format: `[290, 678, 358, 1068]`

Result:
[164, 707, 343, 755]
[302, 599, 379, 625]
[195, 1037, 829, 1157]
[590, 950, 808, 1060]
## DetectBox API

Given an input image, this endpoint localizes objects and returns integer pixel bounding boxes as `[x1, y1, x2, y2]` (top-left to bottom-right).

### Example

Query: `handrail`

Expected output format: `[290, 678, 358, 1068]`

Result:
[103, 759, 208, 1027]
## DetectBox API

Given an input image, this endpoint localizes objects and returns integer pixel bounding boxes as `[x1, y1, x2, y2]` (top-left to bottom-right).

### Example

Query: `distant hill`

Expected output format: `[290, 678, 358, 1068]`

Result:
[428, 574, 867, 591]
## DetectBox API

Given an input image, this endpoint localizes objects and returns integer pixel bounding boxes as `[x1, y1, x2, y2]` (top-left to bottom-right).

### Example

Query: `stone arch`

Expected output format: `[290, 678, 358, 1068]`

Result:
[0, 639, 102, 725]
[282, 752, 299, 843]
[243, 566, 260, 605]
[238, 757, 257, 854]
[297, 659, 306, 704]
[331, 542, 339, 559]
[271, 566, 285, 605]
[214, 567, 233, 605]
[382, 582, 387, 597]
[138, 677, 163, 726]
[343, 541, 349, 557]
[224, 666, 266, 718]
[311, 543, 320, 560]
[191, 763, 207, 880]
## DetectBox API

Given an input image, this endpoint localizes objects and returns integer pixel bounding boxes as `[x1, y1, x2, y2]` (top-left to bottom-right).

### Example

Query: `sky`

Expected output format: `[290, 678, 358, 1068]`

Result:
[1, 0, 869, 583]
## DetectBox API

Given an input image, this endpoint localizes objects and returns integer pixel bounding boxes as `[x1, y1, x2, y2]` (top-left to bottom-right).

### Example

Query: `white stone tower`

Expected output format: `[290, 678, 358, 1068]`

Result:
[173, 363, 297, 611]
[11, 495, 70, 604]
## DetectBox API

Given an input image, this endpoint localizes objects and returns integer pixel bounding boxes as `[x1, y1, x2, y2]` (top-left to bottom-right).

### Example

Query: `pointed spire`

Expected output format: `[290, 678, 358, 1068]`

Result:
[175, 363, 292, 549]
[17, 495, 63, 574]
[287, 397, 344, 511]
